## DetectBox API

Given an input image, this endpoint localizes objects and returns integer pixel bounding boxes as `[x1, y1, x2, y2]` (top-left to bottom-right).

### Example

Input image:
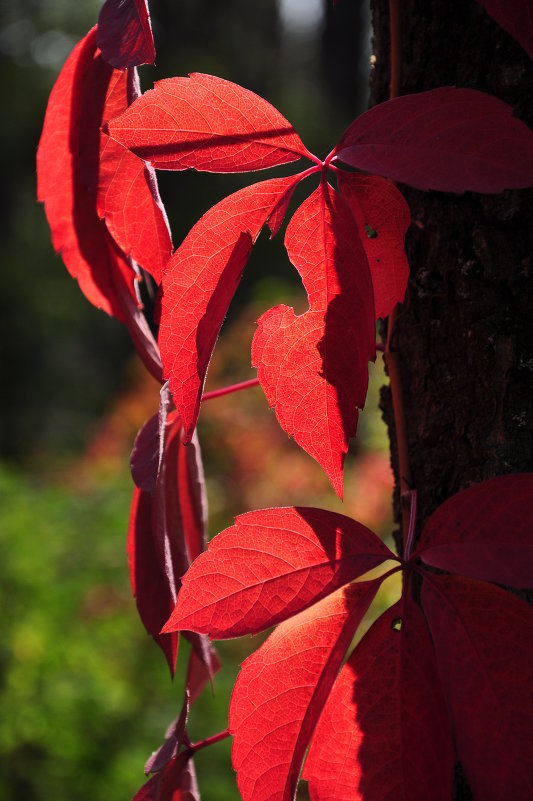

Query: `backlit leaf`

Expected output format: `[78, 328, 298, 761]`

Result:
[304, 599, 454, 801]
[90, 64, 172, 284]
[106, 72, 312, 172]
[37, 27, 137, 320]
[229, 582, 380, 801]
[159, 175, 302, 439]
[163, 506, 394, 638]
[252, 179, 375, 497]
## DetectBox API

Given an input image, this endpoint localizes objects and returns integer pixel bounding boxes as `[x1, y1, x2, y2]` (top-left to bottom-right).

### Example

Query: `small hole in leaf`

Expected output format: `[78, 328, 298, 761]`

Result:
[391, 617, 402, 632]
[364, 223, 378, 239]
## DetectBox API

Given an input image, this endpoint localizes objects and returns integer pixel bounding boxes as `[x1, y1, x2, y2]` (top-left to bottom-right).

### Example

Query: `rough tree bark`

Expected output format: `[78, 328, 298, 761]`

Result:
[370, 2, 532, 797]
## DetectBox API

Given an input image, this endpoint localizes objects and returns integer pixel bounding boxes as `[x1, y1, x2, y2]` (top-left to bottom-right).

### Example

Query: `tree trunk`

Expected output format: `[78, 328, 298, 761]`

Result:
[370, 2, 533, 796]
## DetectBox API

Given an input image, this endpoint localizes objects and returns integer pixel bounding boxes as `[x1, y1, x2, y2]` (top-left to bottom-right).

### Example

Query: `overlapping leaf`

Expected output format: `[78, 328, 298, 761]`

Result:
[166, 474, 533, 801]
[333, 87, 533, 192]
[337, 173, 410, 319]
[128, 406, 219, 684]
[98, 0, 155, 69]
[37, 28, 134, 319]
[252, 180, 375, 495]
[229, 582, 381, 801]
[162, 506, 396, 638]
[304, 600, 454, 801]
[105, 73, 313, 172]
[158, 175, 301, 440]
[37, 26, 171, 322]
[84, 62, 172, 284]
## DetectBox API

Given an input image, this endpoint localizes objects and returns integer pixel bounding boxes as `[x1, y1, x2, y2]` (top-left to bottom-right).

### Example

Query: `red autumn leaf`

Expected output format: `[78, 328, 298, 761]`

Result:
[131, 412, 159, 492]
[477, 0, 533, 61]
[37, 26, 170, 336]
[88, 64, 172, 284]
[303, 598, 454, 801]
[337, 172, 410, 319]
[105, 72, 313, 172]
[158, 175, 301, 440]
[128, 411, 214, 676]
[132, 756, 199, 801]
[414, 473, 533, 588]
[162, 506, 396, 638]
[37, 27, 137, 320]
[333, 87, 533, 192]
[229, 581, 381, 801]
[252, 179, 375, 497]
[421, 574, 533, 801]
[128, 485, 179, 673]
[97, 0, 155, 68]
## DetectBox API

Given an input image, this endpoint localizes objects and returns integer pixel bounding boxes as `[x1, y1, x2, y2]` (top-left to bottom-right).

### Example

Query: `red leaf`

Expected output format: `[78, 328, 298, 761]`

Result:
[37, 26, 170, 340]
[414, 474, 533, 588]
[421, 574, 533, 801]
[97, 0, 155, 68]
[128, 485, 179, 674]
[477, 0, 533, 60]
[131, 413, 159, 492]
[159, 175, 302, 439]
[93, 66, 172, 284]
[162, 506, 395, 638]
[105, 72, 312, 172]
[303, 599, 454, 801]
[37, 28, 136, 320]
[229, 581, 380, 801]
[252, 180, 375, 497]
[337, 173, 410, 318]
[333, 87, 533, 192]
[127, 413, 209, 675]
[132, 756, 199, 801]
[151, 421, 202, 604]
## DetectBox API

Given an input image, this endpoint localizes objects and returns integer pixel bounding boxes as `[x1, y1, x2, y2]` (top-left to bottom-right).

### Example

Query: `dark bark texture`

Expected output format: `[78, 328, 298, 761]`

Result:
[370, 0, 533, 530]
[370, 2, 532, 797]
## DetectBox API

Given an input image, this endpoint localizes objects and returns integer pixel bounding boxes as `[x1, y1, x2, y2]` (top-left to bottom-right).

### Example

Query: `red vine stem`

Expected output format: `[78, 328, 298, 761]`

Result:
[384, 0, 413, 545]
[202, 378, 260, 401]
[389, 0, 401, 100]
[187, 728, 231, 755]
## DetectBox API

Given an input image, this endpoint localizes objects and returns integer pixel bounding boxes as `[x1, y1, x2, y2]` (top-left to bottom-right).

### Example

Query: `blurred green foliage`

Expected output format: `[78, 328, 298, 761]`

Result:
[0, 463, 243, 800]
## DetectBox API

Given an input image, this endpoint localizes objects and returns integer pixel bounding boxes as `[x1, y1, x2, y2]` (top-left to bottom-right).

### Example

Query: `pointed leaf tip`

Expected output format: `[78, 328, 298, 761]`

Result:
[304, 598, 454, 801]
